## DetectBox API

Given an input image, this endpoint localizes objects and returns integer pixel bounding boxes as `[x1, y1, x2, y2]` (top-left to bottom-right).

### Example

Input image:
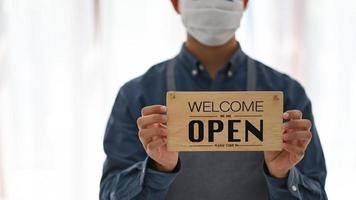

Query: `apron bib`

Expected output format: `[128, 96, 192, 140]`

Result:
[165, 57, 269, 200]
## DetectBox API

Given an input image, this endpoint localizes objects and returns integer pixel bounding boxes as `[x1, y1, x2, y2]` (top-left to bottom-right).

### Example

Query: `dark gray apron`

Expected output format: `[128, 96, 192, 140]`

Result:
[165, 57, 269, 200]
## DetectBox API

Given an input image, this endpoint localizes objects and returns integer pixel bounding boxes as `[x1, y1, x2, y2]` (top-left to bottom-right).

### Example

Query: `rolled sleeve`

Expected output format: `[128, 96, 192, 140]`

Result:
[286, 167, 302, 198]
[142, 157, 181, 190]
[263, 163, 302, 199]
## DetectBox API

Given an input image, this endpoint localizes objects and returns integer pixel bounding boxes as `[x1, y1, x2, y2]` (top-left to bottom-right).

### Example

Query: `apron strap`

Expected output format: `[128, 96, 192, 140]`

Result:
[166, 56, 257, 91]
[246, 57, 257, 91]
[166, 57, 177, 91]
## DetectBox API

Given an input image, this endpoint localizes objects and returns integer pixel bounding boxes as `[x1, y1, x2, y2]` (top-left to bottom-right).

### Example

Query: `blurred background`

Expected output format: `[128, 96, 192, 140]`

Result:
[0, 0, 355, 199]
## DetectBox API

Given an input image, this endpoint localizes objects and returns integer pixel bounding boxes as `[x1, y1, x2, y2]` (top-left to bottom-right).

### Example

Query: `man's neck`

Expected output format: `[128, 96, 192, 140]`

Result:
[185, 35, 238, 79]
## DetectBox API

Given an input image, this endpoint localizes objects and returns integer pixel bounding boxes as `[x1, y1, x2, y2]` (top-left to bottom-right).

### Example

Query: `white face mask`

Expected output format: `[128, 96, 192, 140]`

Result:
[179, 0, 244, 46]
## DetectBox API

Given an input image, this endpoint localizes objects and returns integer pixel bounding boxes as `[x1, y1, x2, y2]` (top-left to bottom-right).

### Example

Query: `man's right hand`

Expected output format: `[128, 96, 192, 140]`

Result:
[137, 105, 179, 173]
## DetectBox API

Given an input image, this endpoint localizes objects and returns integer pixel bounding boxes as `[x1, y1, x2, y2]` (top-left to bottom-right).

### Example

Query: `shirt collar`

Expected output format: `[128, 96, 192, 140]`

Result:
[177, 44, 200, 72]
[177, 42, 247, 76]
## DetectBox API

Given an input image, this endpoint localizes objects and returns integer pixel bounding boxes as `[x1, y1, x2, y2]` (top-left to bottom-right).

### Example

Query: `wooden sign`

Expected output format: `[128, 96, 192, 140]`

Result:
[166, 92, 283, 151]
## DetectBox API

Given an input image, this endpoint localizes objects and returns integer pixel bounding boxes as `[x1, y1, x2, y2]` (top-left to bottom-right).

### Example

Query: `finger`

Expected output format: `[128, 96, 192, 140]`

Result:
[283, 130, 312, 142]
[139, 128, 167, 143]
[283, 143, 305, 157]
[142, 105, 167, 116]
[147, 123, 163, 129]
[137, 114, 167, 129]
[147, 137, 167, 152]
[146, 123, 167, 131]
[283, 119, 312, 131]
[298, 139, 311, 151]
[283, 110, 303, 120]
[159, 123, 167, 128]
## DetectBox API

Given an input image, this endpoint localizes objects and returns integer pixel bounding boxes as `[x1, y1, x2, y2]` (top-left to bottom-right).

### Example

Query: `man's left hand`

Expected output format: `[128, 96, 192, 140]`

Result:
[264, 110, 312, 178]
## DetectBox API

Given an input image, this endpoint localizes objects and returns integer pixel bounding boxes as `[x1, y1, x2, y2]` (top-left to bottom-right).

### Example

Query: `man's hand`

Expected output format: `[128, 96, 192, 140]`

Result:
[137, 105, 178, 173]
[264, 110, 312, 178]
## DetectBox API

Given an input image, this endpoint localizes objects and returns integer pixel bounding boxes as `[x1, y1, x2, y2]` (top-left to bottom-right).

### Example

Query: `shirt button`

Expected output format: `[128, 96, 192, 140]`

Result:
[227, 70, 233, 77]
[110, 192, 115, 199]
[291, 185, 297, 192]
[192, 69, 198, 76]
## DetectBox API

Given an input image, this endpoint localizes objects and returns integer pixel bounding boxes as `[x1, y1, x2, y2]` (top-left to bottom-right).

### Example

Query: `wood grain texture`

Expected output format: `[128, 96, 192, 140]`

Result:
[167, 92, 283, 151]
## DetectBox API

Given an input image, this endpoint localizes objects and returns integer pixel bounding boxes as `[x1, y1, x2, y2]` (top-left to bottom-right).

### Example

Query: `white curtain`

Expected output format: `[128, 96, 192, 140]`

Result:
[0, 0, 105, 199]
[0, 0, 355, 199]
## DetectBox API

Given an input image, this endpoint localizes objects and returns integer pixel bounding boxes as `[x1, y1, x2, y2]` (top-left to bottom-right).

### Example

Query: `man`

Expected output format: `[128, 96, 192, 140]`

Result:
[100, 0, 327, 199]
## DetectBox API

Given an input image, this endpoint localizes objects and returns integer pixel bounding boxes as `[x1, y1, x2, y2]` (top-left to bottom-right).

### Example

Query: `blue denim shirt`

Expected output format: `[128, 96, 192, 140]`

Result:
[100, 44, 327, 200]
